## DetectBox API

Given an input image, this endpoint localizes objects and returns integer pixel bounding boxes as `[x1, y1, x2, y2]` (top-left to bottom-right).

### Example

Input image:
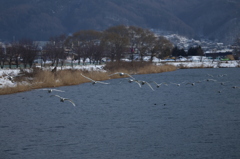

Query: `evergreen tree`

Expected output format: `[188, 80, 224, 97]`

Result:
[196, 46, 204, 56]
[171, 46, 179, 57]
[188, 46, 204, 56]
[187, 47, 196, 56]
[179, 49, 187, 57]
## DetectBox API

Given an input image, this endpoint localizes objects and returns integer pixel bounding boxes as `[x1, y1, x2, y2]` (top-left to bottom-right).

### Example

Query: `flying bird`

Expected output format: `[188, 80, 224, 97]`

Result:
[186, 82, 195, 86]
[218, 74, 227, 77]
[81, 73, 109, 85]
[207, 74, 214, 78]
[136, 80, 154, 91]
[218, 81, 230, 85]
[216, 87, 226, 93]
[205, 79, 217, 82]
[50, 95, 76, 106]
[40, 88, 65, 93]
[171, 81, 186, 86]
[232, 86, 240, 89]
[3, 72, 14, 82]
[149, 81, 168, 88]
[124, 78, 142, 87]
[109, 72, 135, 79]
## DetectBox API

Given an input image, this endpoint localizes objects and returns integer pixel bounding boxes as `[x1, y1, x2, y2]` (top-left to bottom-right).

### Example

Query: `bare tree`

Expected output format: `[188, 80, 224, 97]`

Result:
[103, 26, 129, 62]
[19, 39, 39, 68]
[156, 36, 174, 60]
[66, 30, 103, 65]
[72, 43, 82, 65]
[45, 42, 65, 68]
[6, 42, 20, 69]
[40, 46, 48, 67]
[136, 29, 157, 62]
[127, 26, 146, 61]
[0, 43, 7, 69]
[45, 35, 66, 68]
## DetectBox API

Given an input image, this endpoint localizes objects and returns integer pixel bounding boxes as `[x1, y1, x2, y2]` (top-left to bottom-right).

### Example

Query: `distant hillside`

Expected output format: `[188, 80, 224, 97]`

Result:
[0, 0, 240, 44]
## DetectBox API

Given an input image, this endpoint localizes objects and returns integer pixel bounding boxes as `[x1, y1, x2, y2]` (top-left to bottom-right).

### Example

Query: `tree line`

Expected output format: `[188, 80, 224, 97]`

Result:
[171, 46, 204, 57]
[0, 39, 39, 69]
[0, 25, 176, 69]
[1, 25, 239, 69]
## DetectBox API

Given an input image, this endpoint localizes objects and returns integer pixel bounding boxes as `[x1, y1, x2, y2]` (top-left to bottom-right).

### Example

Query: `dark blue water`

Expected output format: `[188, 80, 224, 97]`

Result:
[1, 68, 240, 159]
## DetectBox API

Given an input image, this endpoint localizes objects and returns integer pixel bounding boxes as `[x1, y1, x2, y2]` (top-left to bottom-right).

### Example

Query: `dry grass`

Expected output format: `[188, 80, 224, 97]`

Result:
[105, 61, 177, 76]
[0, 84, 32, 95]
[137, 64, 176, 74]
[0, 62, 177, 95]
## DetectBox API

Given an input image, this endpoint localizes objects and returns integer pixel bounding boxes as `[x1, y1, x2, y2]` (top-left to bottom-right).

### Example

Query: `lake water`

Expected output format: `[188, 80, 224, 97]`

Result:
[1, 68, 240, 159]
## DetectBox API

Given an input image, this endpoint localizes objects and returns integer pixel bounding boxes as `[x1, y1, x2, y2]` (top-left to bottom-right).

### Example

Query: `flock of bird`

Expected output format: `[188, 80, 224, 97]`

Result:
[38, 72, 239, 107]
[1, 71, 239, 107]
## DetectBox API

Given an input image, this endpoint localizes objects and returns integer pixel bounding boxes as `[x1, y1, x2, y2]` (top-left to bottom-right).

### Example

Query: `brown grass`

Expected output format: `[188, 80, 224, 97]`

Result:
[0, 62, 177, 95]
[105, 61, 177, 76]
[137, 64, 176, 74]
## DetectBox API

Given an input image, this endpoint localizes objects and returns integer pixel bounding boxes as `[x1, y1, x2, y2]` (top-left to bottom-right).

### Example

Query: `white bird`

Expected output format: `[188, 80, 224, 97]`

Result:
[40, 88, 65, 93]
[109, 72, 135, 79]
[3, 72, 14, 82]
[186, 82, 195, 86]
[232, 86, 240, 89]
[136, 80, 154, 91]
[171, 81, 186, 86]
[218, 74, 227, 77]
[217, 87, 226, 93]
[207, 74, 214, 77]
[217, 90, 223, 93]
[81, 73, 109, 85]
[207, 74, 214, 78]
[50, 95, 76, 106]
[149, 81, 168, 88]
[218, 81, 230, 85]
[186, 80, 202, 86]
[205, 79, 217, 82]
[124, 78, 142, 87]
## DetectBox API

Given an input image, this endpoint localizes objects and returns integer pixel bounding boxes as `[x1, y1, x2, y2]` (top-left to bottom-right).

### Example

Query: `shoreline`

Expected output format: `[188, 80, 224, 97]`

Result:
[1, 60, 239, 95]
[0, 63, 177, 95]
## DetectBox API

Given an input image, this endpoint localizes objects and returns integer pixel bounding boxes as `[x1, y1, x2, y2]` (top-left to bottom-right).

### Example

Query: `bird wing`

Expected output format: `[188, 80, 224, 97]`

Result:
[125, 73, 135, 79]
[149, 81, 158, 85]
[65, 99, 76, 106]
[133, 80, 142, 88]
[108, 72, 119, 76]
[220, 81, 230, 84]
[162, 82, 168, 86]
[125, 78, 133, 81]
[109, 72, 134, 79]
[145, 82, 154, 91]
[207, 79, 217, 82]
[3, 72, 9, 76]
[96, 81, 110, 84]
[207, 74, 214, 77]
[52, 89, 65, 92]
[50, 94, 62, 98]
[81, 73, 95, 82]
[40, 88, 48, 90]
